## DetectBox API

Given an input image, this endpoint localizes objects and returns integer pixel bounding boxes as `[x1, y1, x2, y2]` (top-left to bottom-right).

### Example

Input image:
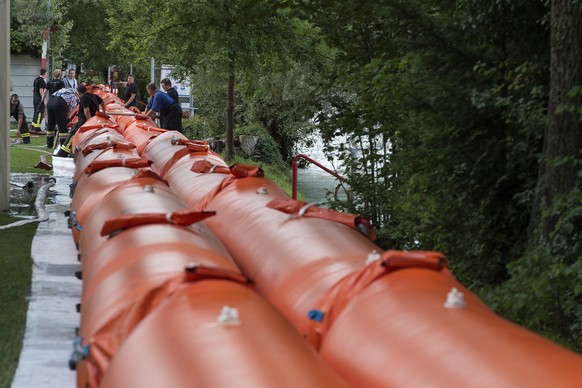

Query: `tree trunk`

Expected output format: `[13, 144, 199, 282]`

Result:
[538, 0, 582, 241]
[225, 55, 235, 161]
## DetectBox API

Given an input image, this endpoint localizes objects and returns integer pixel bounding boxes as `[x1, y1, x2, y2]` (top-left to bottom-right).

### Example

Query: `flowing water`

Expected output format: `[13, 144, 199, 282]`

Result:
[294, 133, 348, 204]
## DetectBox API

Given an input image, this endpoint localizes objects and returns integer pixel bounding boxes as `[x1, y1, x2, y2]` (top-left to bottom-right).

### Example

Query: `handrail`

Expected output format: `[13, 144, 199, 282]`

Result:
[292, 154, 345, 200]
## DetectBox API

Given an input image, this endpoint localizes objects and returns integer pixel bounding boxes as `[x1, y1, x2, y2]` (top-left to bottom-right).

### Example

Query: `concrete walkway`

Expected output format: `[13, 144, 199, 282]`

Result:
[12, 157, 79, 388]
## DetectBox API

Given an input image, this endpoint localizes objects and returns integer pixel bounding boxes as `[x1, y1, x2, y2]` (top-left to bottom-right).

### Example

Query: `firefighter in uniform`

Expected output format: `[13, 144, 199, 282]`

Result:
[32, 68, 47, 131]
[10, 94, 31, 144]
[46, 88, 79, 149]
[55, 84, 106, 157]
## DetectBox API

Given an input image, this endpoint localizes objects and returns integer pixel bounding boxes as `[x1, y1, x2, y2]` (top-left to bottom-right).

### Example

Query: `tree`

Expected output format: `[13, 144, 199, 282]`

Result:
[296, 0, 582, 351]
[485, 0, 582, 351]
[103, 0, 309, 161]
[11, 0, 71, 58]
[61, 0, 119, 78]
[538, 0, 582, 246]
[299, 0, 549, 287]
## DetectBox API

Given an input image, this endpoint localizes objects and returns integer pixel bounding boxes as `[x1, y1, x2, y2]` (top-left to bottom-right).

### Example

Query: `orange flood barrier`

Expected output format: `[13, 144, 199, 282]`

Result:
[125, 123, 582, 387]
[66, 101, 582, 388]
[69, 123, 350, 387]
[100, 281, 349, 388]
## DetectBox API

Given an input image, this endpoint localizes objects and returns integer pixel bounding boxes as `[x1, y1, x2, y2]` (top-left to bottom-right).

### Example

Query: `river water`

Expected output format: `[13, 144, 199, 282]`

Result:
[294, 134, 348, 204]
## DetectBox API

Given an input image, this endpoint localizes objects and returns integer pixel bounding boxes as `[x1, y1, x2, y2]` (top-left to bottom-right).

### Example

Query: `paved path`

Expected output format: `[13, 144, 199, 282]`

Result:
[12, 157, 79, 388]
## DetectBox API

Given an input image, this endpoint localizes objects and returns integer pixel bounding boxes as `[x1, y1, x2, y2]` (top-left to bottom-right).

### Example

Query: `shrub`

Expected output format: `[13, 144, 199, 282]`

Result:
[235, 123, 283, 165]
[182, 115, 219, 140]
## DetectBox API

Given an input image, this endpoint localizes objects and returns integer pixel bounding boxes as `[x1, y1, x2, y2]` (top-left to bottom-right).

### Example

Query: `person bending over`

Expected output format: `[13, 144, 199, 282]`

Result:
[144, 82, 182, 133]
[10, 94, 31, 144]
[55, 84, 106, 157]
[46, 88, 79, 149]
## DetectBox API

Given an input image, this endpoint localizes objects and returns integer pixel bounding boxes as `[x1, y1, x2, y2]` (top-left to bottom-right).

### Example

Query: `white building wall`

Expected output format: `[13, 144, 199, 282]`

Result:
[11, 55, 41, 119]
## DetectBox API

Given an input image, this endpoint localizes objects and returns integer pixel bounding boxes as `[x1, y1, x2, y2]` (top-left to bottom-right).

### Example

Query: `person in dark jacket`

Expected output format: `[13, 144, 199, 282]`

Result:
[32, 68, 47, 130]
[10, 94, 31, 144]
[144, 82, 182, 133]
[46, 88, 79, 149]
[55, 84, 106, 157]
[161, 78, 180, 105]
[46, 69, 65, 96]
[123, 74, 138, 108]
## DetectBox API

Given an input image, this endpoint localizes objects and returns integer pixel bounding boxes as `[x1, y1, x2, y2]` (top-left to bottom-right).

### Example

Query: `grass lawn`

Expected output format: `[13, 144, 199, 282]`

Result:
[9, 128, 53, 173]
[0, 127, 51, 387]
[0, 215, 35, 388]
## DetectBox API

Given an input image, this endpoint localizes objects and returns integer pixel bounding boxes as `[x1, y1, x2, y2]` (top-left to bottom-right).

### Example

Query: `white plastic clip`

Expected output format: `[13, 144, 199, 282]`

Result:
[217, 305, 240, 325]
[365, 250, 382, 264]
[143, 185, 154, 193]
[444, 287, 465, 308]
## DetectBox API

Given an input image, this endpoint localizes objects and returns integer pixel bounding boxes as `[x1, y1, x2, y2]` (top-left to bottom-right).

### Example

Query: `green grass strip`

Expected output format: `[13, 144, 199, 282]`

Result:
[0, 215, 36, 388]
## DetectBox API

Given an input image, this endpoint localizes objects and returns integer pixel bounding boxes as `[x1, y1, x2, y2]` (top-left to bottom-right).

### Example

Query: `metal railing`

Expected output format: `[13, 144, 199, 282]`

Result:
[291, 153, 347, 200]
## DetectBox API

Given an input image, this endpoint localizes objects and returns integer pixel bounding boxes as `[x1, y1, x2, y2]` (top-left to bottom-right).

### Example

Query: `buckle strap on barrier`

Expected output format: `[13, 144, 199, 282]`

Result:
[159, 139, 211, 177]
[68, 336, 90, 370]
[84, 157, 151, 175]
[95, 111, 111, 120]
[78, 117, 119, 133]
[69, 210, 83, 231]
[267, 198, 376, 240]
[82, 261, 251, 386]
[191, 159, 230, 174]
[184, 262, 253, 286]
[193, 163, 265, 211]
[100, 208, 216, 237]
[306, 250, 448, 349]
[82, 140, 135, 156]
[135, 122, 162, 132]
[230, 163, 264, 178]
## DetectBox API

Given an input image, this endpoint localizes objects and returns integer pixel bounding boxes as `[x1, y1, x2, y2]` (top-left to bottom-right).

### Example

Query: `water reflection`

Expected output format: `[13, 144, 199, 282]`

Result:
[9, 173, 55, 217]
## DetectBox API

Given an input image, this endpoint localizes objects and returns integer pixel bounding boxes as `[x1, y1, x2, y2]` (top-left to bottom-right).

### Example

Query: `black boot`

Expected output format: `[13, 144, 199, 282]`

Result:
[54, 148, 70, 158]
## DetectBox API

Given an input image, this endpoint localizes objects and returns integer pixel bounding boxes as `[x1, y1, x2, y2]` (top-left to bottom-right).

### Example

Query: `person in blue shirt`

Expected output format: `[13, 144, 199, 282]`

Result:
[144, 82, 183, 133]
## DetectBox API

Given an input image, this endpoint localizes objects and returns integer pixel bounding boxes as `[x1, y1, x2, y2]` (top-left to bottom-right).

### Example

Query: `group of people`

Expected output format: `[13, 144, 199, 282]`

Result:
[10, 68, 77, 144]
[11, 68, 183, 154]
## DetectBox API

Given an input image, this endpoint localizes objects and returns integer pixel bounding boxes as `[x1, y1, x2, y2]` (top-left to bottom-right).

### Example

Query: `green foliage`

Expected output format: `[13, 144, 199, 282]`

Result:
[61, 0, 116, 74]
[182, 115, 220, 141]
[306, 0, 548, 289]
[235, 123, 284, 165]
[482, 242, 582, 352]
[0, 215, 35, 387]
[183, 118, 285, 165]
[10, 0, 71, 57]
[101, 0, 330, 161]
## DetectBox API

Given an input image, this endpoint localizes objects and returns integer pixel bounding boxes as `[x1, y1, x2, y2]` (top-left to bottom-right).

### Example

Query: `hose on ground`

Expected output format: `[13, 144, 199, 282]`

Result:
[0, 178, 56, 230]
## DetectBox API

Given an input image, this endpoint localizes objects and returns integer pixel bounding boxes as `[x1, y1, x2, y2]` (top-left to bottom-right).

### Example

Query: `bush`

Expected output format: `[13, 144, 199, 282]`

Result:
[182, 115, 219, 140]
[235, 123, 283, 165]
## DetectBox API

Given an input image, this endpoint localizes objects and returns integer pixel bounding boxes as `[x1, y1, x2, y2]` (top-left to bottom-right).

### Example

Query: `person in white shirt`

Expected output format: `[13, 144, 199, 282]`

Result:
[63, 68, 78, 89]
